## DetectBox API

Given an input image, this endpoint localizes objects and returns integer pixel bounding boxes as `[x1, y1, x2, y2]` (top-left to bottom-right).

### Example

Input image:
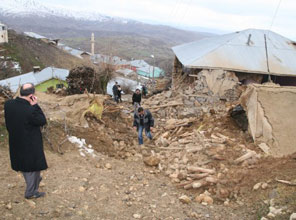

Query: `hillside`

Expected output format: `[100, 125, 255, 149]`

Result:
[0, 30, 91, 80]
[0, 0, 214, 75]
[63, 34, 176, 73]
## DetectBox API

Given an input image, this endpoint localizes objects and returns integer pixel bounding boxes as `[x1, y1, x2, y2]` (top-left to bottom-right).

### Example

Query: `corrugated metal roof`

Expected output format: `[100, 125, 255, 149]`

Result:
[24, 32, 48, 39]
[137, 66, 164, 78]
[91, 54, 129, 66]
[172, 28, 296, 77]
[0, 67, 69, 92]
[116, 68, 135, 76]
[130, 60, 149, 68]
[61, 46, 89, 59]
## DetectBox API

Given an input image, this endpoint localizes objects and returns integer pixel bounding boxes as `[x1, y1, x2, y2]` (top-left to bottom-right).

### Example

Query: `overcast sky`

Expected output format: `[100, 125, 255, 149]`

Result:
[45, 0, 296, 39]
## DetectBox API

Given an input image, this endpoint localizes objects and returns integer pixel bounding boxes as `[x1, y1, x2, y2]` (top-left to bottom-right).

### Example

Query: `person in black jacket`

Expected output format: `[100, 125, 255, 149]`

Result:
[4, 83, 47, 199]
[133, 107, 154, 145]
[132, 89, 142, 110]
[117, 85, 122, 103]
[112, 82, 119, 103]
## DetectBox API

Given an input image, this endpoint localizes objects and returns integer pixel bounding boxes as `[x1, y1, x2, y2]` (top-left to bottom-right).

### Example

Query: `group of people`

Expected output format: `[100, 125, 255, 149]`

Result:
[3, 82, 154, 200]
[131, 86, 154, 147]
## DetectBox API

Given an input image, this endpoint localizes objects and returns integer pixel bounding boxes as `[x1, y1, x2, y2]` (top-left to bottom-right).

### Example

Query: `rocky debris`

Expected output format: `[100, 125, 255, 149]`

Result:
[179, 195, 191, 204]
[105, 163, 112, 169]
[290, 213, 296, 220]
[234, 150, 258, 165]
[253, 182, 268, 191]
[5, 202, 12, 210]
[25, 199, 36, 208]
[195, 191, 214, 205]
[140, 87, 263, 202]
[143, 155, 160, 167]
[79, 186, 86, 192]
[267, 206, 283, 218]
[133, 213, 142, 219]
[0, 85, 13, 125]
[0, 85, 13, 99]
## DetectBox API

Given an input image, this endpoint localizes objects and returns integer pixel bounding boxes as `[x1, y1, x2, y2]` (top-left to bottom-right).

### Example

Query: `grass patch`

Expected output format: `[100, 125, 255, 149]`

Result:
[254, 201, 269, 220]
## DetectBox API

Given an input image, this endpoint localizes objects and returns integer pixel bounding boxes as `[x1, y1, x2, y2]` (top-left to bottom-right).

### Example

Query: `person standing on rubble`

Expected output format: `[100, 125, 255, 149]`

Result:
[133, 107, 154, 145]
[112, 82, 119, 103]
[4, 83, 48, 199]
[132, 88, 142, 110]
[117, 85, 122, 103]
[141, 84, 148, 98]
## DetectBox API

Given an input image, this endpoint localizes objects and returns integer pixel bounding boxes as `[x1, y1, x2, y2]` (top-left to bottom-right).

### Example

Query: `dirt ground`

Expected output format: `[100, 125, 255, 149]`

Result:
[0, 93, 296, 220]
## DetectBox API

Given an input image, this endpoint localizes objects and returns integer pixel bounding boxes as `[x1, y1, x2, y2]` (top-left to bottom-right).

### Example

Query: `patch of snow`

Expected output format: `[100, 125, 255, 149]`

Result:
[0, 0, 132, 23]
[67, 135, 96, 157]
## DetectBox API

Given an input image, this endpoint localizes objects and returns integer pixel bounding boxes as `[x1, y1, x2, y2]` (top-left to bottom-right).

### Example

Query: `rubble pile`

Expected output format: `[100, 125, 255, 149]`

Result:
[0, 85, 13, 99]
[37, 92, 138, 158]
[0, 86, 13, 125]
[140, 77, 264, 204]
[66, 66, 111, 95]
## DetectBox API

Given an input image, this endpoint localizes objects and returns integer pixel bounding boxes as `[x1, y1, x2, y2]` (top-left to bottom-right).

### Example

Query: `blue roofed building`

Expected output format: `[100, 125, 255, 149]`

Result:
[136, 65, 164, 78]
[0, 67, 69, 92]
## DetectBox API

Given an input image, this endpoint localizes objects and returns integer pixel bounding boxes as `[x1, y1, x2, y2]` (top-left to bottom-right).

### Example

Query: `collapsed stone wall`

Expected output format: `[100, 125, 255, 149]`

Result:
[240, 84, 296, 157]
[172, 56, 242, 102]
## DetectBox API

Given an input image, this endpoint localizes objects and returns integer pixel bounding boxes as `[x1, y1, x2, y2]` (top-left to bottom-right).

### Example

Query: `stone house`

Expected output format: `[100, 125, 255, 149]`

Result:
[0, 22, 8, 44]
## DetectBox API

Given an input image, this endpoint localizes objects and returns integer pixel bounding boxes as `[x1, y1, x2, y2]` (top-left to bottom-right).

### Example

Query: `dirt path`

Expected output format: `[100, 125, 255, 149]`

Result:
[0, 143, 254, 220]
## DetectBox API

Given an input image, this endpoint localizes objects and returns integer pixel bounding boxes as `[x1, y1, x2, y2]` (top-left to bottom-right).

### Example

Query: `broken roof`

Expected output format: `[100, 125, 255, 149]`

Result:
[0, 67, 69, 92]
[24, 32, 48, 39]
[172, 28, 296, 77]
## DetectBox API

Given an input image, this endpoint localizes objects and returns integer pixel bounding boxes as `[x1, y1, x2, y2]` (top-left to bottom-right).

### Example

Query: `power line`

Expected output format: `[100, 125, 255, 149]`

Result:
[269, 0, 283, 30]
[176, 0, 193, 27]
[168, 0, 185, 22]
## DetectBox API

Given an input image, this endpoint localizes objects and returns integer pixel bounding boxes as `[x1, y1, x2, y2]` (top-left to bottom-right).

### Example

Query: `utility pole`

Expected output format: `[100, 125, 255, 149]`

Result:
[151, 54, 155, 89]
[91, 33, 95, 56]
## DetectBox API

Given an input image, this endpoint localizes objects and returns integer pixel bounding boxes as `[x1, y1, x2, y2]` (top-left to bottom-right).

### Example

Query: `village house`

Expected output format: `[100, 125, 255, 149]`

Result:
[24, 32, 60, 46]
[0, 67, 69, 92]
[172, 28, 296, 157]
[172, 28, 296, 88]
[0, 22, 8, 44]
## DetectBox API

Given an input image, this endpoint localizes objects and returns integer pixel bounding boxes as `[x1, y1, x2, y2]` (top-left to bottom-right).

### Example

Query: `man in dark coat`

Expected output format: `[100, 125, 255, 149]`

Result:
[117, 85, 122, 103]
[133, 107, 154, 145]
[132, 88, 142, 111]
[141, 84, 148, 98]
[112, 82, 119, 103]
[4, 83, 47, 199]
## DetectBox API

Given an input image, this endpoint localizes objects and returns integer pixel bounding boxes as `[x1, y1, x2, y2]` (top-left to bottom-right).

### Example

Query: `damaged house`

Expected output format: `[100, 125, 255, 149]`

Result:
[172, 28, 296, 156]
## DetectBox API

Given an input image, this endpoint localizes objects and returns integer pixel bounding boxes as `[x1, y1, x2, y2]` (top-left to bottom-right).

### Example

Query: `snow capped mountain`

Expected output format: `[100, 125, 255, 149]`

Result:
[0, 0, 131, 23]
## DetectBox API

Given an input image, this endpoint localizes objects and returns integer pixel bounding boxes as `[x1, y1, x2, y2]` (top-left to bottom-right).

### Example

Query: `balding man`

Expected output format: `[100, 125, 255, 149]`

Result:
[4, 83, 47, 199]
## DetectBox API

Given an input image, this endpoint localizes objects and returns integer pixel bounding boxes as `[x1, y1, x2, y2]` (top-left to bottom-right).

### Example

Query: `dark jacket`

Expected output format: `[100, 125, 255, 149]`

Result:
[112, 84, 118, 95]
[132, 93, 142, 105]
[133, 109, 154, 131]
[117, 88, 122, 98]
[4, 97, 48, 172]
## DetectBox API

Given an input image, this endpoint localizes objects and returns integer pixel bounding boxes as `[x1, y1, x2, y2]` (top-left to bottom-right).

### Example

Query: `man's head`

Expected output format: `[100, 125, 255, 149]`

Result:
[115, 82, 118, 85]
[138, 107, 144, 115]
[136, 89, 140, 94]
[20, 83, 35, 97]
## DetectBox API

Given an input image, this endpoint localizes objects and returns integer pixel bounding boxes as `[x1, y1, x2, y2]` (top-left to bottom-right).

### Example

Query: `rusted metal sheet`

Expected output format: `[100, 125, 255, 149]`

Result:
[172, 29, 296, 77]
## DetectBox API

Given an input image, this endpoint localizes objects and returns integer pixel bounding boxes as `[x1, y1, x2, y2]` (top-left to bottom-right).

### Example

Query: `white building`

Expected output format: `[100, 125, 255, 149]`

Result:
[0, 23, 8, 43]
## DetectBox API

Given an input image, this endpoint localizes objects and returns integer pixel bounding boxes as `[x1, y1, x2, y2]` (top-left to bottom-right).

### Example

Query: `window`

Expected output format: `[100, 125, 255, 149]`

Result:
[2, 26, 4, 31]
